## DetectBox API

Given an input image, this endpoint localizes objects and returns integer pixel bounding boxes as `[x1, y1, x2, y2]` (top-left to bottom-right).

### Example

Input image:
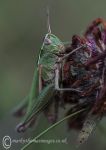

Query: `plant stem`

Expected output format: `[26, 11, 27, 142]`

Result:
[21, 108, 85, 150]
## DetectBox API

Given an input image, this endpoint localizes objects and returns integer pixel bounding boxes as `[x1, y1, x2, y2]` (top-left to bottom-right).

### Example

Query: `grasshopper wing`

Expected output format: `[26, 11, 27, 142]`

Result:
[16, 83, 55, 132]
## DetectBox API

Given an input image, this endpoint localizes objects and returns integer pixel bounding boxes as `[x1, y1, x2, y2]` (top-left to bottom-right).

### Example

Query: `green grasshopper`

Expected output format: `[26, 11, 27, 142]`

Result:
[15, 10, 85, 132]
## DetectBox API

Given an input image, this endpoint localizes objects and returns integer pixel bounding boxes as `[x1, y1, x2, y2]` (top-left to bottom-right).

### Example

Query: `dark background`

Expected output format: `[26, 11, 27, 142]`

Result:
[0, 0, 106, 150]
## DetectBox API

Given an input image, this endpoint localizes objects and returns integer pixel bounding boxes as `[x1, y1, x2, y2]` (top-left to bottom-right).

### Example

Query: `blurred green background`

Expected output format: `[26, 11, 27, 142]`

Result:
[0, 0, 106, 150]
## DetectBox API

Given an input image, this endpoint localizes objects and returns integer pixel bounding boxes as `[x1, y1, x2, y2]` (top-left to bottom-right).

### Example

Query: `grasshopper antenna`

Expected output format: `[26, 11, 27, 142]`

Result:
[46, 7, 51, 34]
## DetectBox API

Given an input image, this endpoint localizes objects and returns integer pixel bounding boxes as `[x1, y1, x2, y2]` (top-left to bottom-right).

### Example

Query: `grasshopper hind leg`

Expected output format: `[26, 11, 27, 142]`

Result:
[44, 95, 59, 124]
[54, 63, 82, 93]
[16, 116, 37, 132]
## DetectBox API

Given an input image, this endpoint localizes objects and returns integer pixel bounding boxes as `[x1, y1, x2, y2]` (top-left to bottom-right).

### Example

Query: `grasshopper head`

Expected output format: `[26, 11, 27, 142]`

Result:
[43, 33, 64, 53]
[42, 8, 64, 52]
[43, 33, 52, 45]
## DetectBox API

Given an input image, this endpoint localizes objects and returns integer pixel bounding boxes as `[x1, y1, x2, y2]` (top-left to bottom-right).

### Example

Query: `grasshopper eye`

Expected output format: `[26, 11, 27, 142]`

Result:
[44, 37, 52, 45]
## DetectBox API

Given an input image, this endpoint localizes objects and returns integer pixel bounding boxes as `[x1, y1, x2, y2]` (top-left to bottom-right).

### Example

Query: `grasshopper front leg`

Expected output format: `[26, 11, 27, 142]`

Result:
[58, 44, 86, 63]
